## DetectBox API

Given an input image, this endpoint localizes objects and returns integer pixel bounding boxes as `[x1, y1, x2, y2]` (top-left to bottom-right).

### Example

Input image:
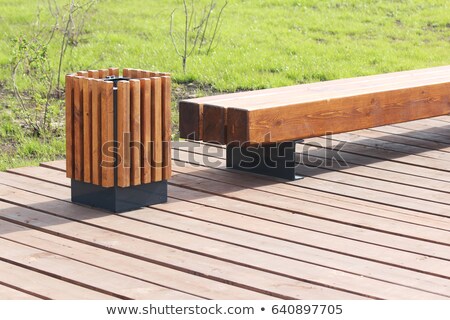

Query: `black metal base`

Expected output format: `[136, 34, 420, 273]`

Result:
[71, 180, 168, 213]
[226, 140, 303, 180]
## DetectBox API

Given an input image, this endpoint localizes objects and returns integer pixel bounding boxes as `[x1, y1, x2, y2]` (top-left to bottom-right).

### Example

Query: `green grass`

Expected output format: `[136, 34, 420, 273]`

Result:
[0, 105, 65, 171]
[0, 0, 449, 170]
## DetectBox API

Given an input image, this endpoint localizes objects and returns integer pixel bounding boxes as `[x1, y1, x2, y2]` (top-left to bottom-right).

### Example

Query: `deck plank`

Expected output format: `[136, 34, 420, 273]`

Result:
[170, 149, 450, 229]
[1, 172, 449, 298]
[0, 259, 114, 300]
[0, 191, 356, 299]
[172, 145, 450, 207]
[1, 116, 449, 300]
[0, 219, 269, 300]
[0, 184, 379, 299]
[0, 236, 198, 300]
[0, 284, 41, 300]
[6, 165, 450, 254]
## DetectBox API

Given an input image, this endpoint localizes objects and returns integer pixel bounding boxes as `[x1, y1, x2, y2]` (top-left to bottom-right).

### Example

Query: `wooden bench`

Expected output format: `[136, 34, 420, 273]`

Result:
[179, 66, 450, 179]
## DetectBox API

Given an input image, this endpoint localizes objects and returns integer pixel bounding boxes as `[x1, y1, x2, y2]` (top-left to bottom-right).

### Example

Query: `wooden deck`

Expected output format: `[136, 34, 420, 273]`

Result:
[0, 116, 449, 300]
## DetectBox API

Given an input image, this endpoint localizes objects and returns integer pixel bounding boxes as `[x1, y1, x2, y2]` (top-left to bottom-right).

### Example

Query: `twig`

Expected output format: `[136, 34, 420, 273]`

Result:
[207, 0, 228, 55]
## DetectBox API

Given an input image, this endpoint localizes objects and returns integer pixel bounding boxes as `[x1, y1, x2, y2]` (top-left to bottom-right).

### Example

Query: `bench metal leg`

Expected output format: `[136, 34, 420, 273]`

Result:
[226, 140, 303, 181]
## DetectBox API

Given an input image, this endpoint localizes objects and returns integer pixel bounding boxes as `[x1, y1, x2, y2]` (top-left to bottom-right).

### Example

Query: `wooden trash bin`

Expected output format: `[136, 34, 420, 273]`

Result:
[65, 68, 171, 212]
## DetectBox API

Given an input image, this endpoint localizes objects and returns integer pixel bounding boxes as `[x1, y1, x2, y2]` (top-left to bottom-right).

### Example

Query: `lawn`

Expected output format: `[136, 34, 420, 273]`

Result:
[0, 0, 449, 170]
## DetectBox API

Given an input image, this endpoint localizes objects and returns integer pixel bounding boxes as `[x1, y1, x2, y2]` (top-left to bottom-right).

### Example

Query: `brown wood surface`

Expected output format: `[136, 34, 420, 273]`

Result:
[0, 177, 349, 299]
[151, 77, 163, 181]
[0, 182, 391, 299]
[228, 82, 450, 144]
[3, 115, 450, 299]
[179, 66, 450, 144]
[91, 79, 102, 185]
[98, 69, 109, 78]
[0, 236, 194, 299]
[88, 70, 99, 78]
[170, 151, 450, 237]
[2, 166, 449, 299]
[140, 78, 152, 183]
[108, 67, 119, 77]
[76, 71, 88, 77]
[122, 68, 130, 77]
[10, 161, 450, 255]
[82, 78, 92, 183]
[180, 66, 450, 109]
[129, 69, 138, 78]
[0, 214, 266, 300]
[130, 79, 141, 185]
[101, 81, 115, 187]
[73, 76, 83, 180]
[65, 75, 74, 178]
[117, 81, 131, 188]
[0, 259, 112, 299]
[179, 101, 203, 140]
[0, 283, 40, 300]
[203, 104, 227, 144]
[161, 76, 172, 180]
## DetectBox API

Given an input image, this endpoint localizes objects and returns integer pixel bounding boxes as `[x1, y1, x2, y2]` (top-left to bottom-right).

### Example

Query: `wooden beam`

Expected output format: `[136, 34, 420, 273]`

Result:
[151, 77, 163, 182]
[180, 66, 450, 144]
[108, 67, 119, 77]
[91, 79, 102, 185]
[101, 81, 115, 187]
[202, 104, 227, 144]
[161, 76, 172, 180]
[82, 78, 92, 183]
[117, 81, 131, 187]
[228, 82, 450, 143]
[179, 101, 203, 140]
[65, 75, 74, 179]
[73, 76, 83, 180]
[140, 78, 152, 184]
[130, 79, 141, 186]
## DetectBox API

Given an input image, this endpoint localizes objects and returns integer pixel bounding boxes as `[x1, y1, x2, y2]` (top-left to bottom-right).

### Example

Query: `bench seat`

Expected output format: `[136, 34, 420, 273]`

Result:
[179, 66, 450, 145]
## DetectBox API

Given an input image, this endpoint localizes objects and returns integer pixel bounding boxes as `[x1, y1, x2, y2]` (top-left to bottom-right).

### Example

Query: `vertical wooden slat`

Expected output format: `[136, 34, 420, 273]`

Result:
[142, 70, 151, 78]
[98, 69, 109, 78]
[130, 79, 141, 185]
[65, 75, 74, 179]
[140, 78, 152, 184]
[91, 79, 102, 185]
[101, 81, 115, 187]
[77, 71, 88, 77]
[122, 68, 130, 77]
[117, 81, 131, 187]
[151, 77, 163, 182]
[139, 69, 147, 78]
[129, 69, 138, 79]
[82, 78, 92, 183]
[73, 76, 83, 181]
[109, 67, 119, 77]
[88, 70, 99, 79]
[161, 76, 172, 180]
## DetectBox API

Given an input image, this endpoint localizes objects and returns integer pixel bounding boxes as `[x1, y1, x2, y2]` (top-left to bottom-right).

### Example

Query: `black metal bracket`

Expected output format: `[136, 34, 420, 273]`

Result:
[71, 179, 168, 213]
[226, 140, 303, 180]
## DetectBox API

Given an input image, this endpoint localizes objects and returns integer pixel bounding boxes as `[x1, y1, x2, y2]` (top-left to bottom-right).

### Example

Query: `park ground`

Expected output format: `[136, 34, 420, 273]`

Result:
[0, 0, 449, 170]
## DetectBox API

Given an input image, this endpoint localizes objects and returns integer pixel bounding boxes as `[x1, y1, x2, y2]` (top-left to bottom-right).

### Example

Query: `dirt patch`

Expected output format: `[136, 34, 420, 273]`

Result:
[172, 81, 222, 102]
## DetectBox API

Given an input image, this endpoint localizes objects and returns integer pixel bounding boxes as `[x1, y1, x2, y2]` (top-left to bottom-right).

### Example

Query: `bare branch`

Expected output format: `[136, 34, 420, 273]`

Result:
[170, 9, 182, 58]
[198, 0, 214, 53]
[207, 0, 228, 55]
